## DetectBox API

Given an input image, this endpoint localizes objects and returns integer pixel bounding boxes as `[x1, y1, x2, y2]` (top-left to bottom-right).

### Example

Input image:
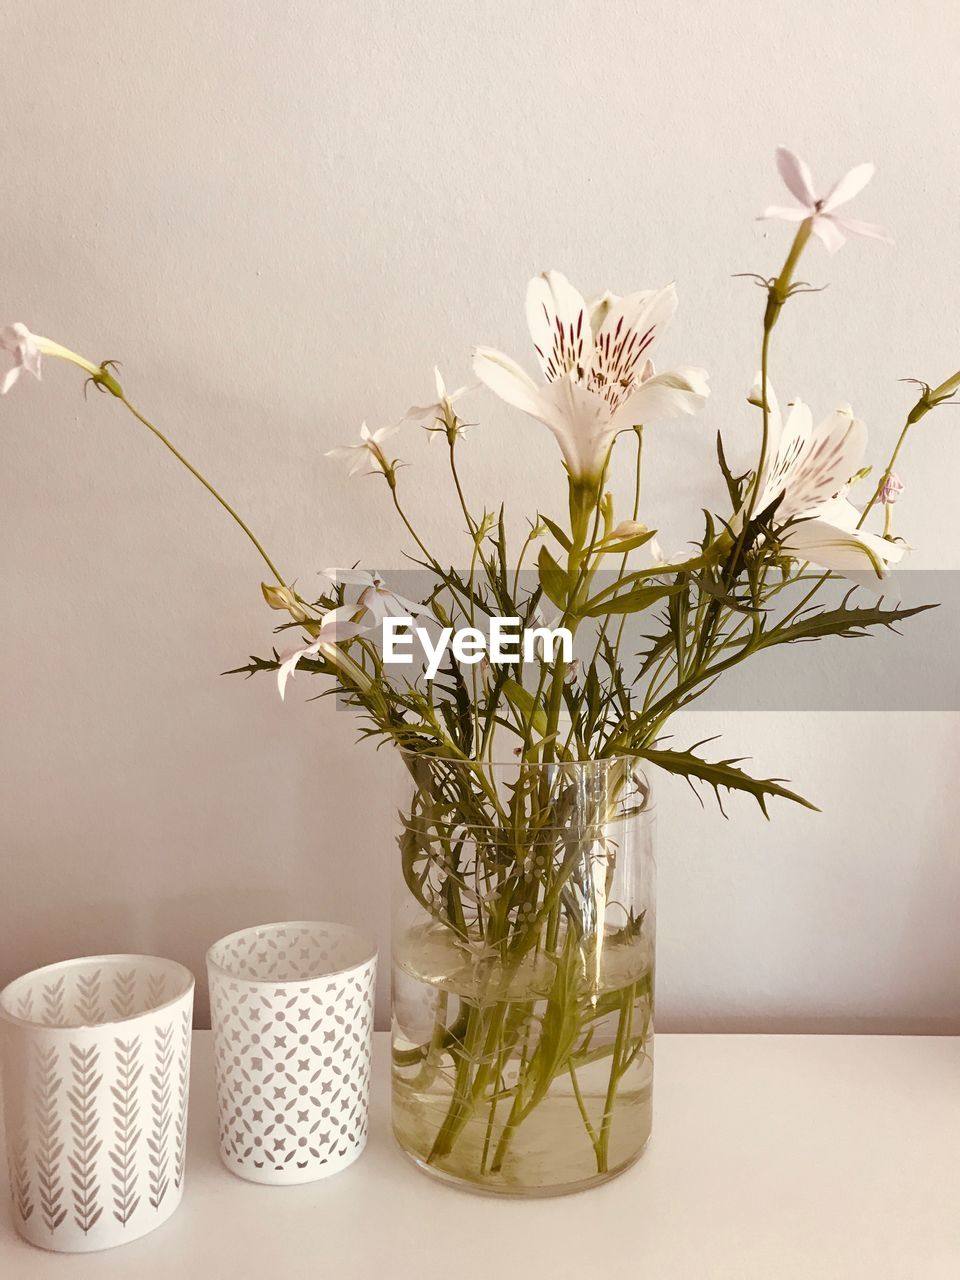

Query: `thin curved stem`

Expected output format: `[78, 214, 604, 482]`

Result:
[118, 395, 287, 586]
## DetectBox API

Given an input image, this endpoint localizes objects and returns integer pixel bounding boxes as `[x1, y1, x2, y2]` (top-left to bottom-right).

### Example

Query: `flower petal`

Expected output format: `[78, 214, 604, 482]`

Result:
[757, 205, 810, 222]
[1, 365, 21, 394]
[473, 346, 549, 419]
[821, 162, 875, 213]
[535, 374, 616, 479]
[828, 215, 892, 245]
[318, 604, 370, 640]
[403, 401, 441, 423]
[593, 284, 677, 396]
[588, 290, 619, 335]
[811, 214, 847, 254]
[774, 405, 867, 519]
[384, 590, 427, 618]
[749, 374, 783, 432]
[448, 380, 479, 402]
[371, 423, 400, 444]
[775, 147, 817, 207]
[753, 397, 813, 513]
[276, 650, 301, 700]
[525, 271, 591, 383]
[780, 511, 903, 576]
[613, 364, 709, 427]
[320, 567, 375, 589]
[276, 641, 319, 699]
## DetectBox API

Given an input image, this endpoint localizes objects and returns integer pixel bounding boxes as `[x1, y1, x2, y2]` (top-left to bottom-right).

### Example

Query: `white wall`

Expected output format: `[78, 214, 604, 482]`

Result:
[3, 0, 959, 1031]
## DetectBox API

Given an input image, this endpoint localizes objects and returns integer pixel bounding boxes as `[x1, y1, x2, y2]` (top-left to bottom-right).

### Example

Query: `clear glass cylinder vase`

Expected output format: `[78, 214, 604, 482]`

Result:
[391, 754, 656, 1196]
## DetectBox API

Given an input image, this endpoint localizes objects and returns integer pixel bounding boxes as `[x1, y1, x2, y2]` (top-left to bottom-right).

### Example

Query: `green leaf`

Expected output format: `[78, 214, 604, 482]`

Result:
[717, 431, 748, 509]
[581, 548, 723, 608]
[501, 677, 547, 736]
[690, 573, 760, 615]
[579, 582, 680, 618]
[639, 742, 818, 818]
[540, 514, 573, 552]
[757, 596, 937, 648]
[538, 544, 570, 609]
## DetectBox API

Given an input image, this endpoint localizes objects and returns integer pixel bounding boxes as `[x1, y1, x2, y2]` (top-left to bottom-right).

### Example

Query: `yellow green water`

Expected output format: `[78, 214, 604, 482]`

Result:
[392, 921, 655, 1194]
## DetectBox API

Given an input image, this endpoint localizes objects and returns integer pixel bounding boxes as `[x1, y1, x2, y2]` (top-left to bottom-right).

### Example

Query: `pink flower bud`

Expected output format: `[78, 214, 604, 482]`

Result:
[879, 473, 904, 505]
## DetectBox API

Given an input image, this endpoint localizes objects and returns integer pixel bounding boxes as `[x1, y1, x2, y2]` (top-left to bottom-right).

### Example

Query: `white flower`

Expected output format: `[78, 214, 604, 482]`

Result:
[319, 567, 426, 625]
[759, 147, 891, 254]
[778, 495, 903, 573]
[649, 537, 684, 567]
[472, 271, 709, 482]
[325, 421, 399, 477]
[1, 323, 108, 395]
[748, 381, 902, 574]
[405, 367, 476, 441]
[1, 324, 43, 393]
[276, 606, 371, 700]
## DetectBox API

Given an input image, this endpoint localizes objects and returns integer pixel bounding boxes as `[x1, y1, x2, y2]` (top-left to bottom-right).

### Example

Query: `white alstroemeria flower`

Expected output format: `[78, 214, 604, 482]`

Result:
[0, 323, 106, 394]
[748, 381, 902, 574]
[778, 495, 904, 572]
[276, 607, 370, 700]
[473, 271, 709, 482]
[319, 568, 427, 624]
[405, 367, 477, 441]
[325, 421, 399, 477]
[759, 147, 891, 254]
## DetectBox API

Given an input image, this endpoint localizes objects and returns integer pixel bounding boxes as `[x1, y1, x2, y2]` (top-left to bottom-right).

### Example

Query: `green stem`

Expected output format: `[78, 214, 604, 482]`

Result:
[596, 982, 635, 1173]
[568, 1062, 600, 1153]
[745, 217, 813, 527]
[118, 395, 287, 586]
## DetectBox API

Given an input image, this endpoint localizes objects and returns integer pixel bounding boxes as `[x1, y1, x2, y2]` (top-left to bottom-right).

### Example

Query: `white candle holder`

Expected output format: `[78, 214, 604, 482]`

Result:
[0, 954, 194, 1253]
[207, 921, 377, 1186]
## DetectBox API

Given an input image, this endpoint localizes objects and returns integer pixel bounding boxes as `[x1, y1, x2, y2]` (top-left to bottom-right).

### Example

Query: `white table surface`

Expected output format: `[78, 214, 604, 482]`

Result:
[2, 1031, 958, 1279]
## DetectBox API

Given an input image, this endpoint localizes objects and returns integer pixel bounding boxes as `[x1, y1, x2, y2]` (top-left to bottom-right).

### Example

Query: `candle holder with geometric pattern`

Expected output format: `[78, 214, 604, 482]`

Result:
[206, 921, 377, 1186]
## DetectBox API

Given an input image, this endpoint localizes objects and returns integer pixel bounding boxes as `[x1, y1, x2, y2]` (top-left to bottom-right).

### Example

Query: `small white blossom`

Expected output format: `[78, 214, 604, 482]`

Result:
[1, 322, 104, 394]
[759, 147, 891, 254]
[405, 367, 476, 441]
[325, 421, 399, 477]
[277, 607, 371, 700]
[318, 568, 426, 625]
[0, 324, 43, 394]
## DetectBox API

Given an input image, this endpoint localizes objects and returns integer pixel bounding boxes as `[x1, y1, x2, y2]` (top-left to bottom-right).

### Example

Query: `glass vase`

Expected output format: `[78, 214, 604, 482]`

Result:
[391, 755, 655, 1196]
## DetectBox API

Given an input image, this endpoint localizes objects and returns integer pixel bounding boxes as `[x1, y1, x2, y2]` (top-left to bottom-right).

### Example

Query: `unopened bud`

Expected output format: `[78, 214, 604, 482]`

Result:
[879, 473, 904, 505]
[261, 582, 309, 622]
[606, 520, 649, 543]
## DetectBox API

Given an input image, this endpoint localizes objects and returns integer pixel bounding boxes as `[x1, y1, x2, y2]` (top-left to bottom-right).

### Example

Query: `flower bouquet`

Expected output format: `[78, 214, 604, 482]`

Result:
[5, 149, 957, 1196]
